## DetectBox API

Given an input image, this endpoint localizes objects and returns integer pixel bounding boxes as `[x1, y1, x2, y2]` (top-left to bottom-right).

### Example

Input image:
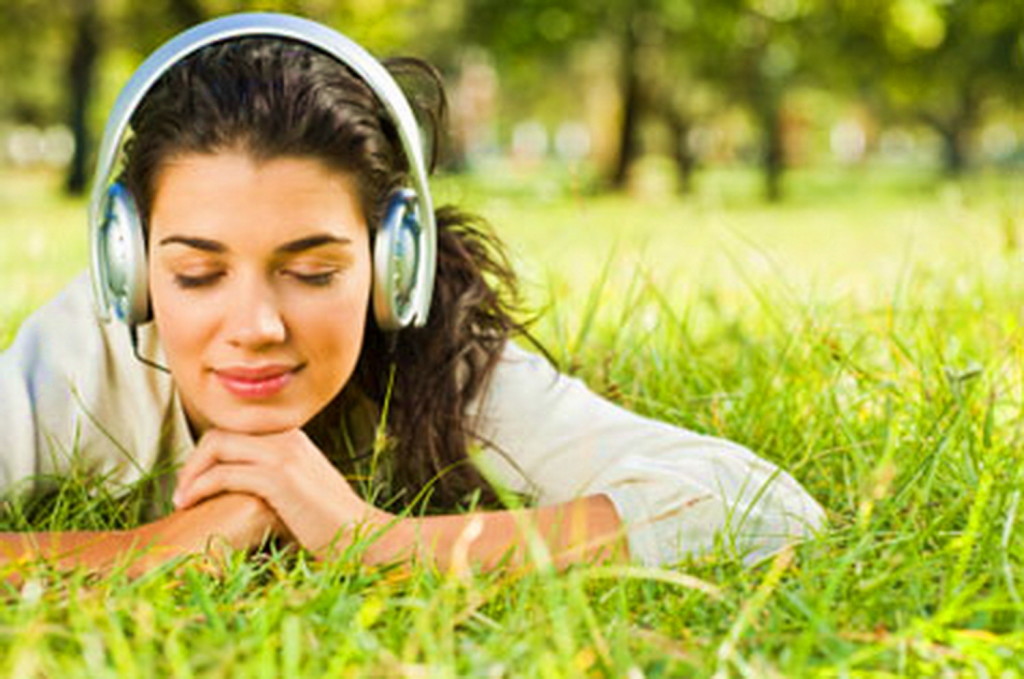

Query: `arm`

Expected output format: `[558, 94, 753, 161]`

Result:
[173, 430, 629, 574]
[468, 342, 827, 566]
[1, 531, 133, 567]
[0, 492, 280, 578]
[359, 494, 628, 573]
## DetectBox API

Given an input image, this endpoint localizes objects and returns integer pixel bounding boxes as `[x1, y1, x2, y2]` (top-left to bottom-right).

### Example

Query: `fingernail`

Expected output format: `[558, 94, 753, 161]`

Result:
[172, 490, 182, 508]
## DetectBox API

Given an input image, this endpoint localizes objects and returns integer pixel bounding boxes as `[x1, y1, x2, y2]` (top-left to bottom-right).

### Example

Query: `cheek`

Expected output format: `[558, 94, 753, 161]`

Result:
[149, 276, 210, 367]
[297, 275, 372, 369]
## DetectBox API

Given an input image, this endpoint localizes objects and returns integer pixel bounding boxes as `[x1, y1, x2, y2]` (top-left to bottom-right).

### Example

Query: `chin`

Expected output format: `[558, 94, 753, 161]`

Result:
[206, 406, 313, 435]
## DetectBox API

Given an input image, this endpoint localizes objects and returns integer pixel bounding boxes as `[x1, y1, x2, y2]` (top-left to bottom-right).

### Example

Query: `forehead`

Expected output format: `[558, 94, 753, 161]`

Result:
[148, 151, 368, 245]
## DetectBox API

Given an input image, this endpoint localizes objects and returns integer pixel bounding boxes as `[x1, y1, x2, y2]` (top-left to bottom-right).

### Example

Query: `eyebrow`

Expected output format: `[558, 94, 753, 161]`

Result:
[276, 234, 352, 254]
[158, 234, 352, 254]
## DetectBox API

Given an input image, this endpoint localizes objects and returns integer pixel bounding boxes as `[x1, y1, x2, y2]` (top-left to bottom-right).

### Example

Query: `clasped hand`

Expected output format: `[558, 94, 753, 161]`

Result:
[172, 428, 391, 557]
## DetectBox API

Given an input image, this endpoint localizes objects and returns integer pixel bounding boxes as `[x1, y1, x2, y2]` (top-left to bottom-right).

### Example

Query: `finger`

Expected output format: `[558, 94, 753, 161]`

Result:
[176, 431, 270, 500]
[176, 430, 228, 492]
[174, 464, 274, 510]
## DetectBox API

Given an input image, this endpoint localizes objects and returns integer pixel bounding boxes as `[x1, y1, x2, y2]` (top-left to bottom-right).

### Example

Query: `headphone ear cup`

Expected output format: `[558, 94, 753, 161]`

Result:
[373, 188, 421, 331]
[98, 182, 151, 325]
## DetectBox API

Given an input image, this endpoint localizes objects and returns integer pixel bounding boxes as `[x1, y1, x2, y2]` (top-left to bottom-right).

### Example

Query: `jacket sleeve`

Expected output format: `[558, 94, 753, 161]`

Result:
[0, 273, 183, 498]
[467, 341, 826, 567]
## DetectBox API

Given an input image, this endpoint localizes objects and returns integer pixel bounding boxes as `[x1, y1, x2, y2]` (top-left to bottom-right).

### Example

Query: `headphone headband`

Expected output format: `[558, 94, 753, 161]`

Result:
[88, 12, 436, 327]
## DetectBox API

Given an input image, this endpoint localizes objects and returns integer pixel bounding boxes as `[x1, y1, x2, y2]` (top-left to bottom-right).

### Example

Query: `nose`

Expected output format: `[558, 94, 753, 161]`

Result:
[224, 275, 287, 349]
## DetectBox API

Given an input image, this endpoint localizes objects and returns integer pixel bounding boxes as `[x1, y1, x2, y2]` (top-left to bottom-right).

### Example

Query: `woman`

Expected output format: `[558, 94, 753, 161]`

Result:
[0, 14, 823, 576]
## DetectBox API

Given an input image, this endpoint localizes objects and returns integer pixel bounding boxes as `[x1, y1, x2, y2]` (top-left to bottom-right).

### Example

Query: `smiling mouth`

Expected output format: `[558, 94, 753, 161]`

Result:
[214, 364, 304, 399]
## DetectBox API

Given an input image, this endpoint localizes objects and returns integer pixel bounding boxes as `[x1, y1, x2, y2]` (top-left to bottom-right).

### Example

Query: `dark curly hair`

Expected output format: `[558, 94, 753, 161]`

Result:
[123, 37, 526, 512]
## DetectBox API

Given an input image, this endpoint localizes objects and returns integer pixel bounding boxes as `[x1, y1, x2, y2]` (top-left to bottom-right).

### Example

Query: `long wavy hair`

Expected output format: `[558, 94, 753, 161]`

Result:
[124, 37, 525, 511]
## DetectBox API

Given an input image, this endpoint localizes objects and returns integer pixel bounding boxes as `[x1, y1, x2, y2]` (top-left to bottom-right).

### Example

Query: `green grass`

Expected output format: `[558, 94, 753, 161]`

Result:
[2, 164, 1024, 675]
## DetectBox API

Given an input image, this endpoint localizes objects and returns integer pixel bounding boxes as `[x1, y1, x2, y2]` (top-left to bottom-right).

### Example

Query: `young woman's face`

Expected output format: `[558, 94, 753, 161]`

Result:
[148, 151, 372, 436]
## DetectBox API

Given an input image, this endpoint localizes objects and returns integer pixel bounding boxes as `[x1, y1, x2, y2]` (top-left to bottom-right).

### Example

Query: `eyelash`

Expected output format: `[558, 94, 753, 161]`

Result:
[174, 273, 223, 289]
[173, 271, 339, 289]
[292, 271, 337, 287]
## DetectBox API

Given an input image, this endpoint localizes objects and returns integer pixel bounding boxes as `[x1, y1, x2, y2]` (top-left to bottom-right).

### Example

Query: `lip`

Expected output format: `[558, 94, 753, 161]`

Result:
[214, 364, 303, 399]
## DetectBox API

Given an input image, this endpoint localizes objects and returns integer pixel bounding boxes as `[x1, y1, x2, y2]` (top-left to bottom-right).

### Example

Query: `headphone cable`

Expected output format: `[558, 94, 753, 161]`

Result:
[129, 324, 171, 374]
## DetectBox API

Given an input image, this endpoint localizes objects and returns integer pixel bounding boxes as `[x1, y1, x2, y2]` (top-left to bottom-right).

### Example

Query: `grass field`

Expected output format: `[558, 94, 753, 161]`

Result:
[2, 163, 1024, 676]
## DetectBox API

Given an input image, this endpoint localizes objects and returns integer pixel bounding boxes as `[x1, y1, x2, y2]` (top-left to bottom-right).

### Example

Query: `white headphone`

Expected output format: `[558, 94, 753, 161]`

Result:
[88, 12, 436, 334]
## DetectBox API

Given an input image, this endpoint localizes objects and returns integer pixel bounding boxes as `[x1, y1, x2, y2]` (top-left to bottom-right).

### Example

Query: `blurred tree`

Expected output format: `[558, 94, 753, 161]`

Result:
[4, 0, 1019, 197]
[676, 0, 832, 201]
[460, 0, 829, 200]
[64, 0, 101, 194]
[0, 0, 103, 193]
[458, 0, 648, 189]
[612, 1, 643, 190]
[618, 2, 719, 195]
[0, 0, 432, 194]
[0, 0, 69, 126]
[834, 0, 1024, 174]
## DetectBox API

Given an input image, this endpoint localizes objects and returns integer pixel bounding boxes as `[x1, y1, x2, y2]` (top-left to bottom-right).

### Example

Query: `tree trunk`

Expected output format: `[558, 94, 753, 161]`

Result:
[920, 116, 971, 177]
[64, 0, 100, 196]
[666, 110, 696, 194]
[922, 88, 977, 177]
[610, 14, 642, 191]
[757, 98, 784, 203]
[937, 120, 970, 176]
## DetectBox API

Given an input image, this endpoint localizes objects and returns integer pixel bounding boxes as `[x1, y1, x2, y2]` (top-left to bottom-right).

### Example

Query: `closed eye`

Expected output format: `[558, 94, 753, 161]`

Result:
[287, 270, 339, 287]
[174, 272, 224, 289]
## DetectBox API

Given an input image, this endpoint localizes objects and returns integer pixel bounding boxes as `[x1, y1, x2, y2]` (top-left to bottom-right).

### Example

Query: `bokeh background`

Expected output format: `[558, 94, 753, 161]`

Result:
[3, 0, 1022, 197]
[1, 0, 1023, 336]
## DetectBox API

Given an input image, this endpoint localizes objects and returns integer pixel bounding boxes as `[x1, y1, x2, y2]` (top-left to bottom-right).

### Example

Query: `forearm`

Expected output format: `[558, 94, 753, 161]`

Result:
[0, 530, 132, 566]
[133, 492, 280, 557]
[358, 494, 629, 573]
[0, 493, 279, 577]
